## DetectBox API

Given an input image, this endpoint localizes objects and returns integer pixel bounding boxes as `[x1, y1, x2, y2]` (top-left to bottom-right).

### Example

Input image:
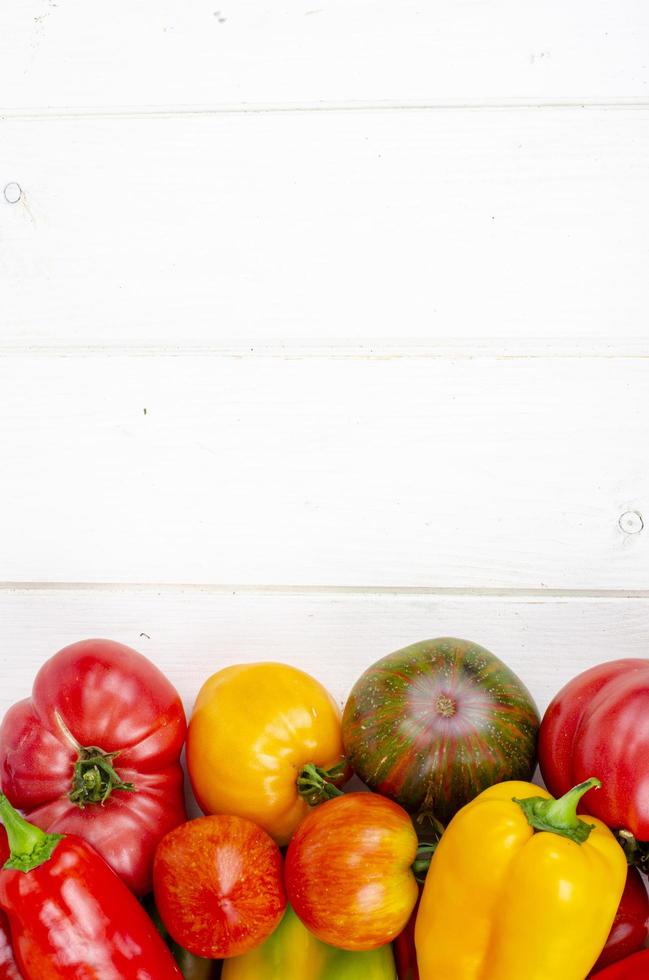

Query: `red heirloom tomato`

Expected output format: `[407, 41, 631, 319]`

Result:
[0, 638, 187, 895]
[590, 866, 649, 974]
[285, 793, 419, 951]
[539, 659, 649, 840]
[154, 815, 286, 959]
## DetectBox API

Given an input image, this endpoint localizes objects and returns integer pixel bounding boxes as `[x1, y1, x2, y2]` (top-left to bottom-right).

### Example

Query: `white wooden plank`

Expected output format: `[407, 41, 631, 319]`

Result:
[0, 588, 647, 724]
[1, 0, 647, 111]
[0, 353, 646, 589]
[2, 109, 649, 346]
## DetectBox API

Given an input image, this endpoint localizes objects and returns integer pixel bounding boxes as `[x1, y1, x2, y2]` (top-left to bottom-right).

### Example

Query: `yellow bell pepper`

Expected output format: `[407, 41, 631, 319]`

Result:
[222, 904, 396, 980]
[415, 777, 627, 980]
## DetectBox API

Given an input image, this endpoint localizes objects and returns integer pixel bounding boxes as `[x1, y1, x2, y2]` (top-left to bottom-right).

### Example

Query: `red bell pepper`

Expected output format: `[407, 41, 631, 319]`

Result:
[393, 888, 420, 980]
[0, 909, 21, 980]
[593, 948, 649, 978]
[0, 638, 187, 895]
[0, 791, 182, 979]
[590, 865, 649, 973]
[0, 830, 21, 979]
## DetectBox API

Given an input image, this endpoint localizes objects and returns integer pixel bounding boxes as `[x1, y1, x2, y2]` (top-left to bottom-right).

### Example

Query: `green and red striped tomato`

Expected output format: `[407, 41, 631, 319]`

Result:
[342, 637, 539, 824]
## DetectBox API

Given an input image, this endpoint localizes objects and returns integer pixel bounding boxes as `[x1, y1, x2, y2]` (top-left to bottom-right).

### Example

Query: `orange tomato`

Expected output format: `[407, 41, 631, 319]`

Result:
[187, 662, 348, 844]
[285, 793, 419, 951]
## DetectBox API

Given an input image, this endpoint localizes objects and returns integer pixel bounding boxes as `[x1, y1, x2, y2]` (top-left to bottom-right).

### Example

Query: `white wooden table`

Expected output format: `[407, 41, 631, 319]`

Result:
[0, 1, 647, 727]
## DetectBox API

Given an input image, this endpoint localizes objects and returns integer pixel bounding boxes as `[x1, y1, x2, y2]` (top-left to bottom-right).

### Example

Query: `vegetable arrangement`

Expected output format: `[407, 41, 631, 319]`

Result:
[0, 635, 648, 979]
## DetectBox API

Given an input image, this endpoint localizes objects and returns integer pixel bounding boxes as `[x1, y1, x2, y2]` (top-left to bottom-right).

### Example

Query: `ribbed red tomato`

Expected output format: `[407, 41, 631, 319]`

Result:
[0, 639, 187, 895]
[539, 658, 649, 840]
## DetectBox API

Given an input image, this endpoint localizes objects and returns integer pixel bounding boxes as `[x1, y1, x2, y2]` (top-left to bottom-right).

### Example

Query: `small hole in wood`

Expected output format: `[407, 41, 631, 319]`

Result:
[4, 182, 22, 204]
[619, 511, 644, 535]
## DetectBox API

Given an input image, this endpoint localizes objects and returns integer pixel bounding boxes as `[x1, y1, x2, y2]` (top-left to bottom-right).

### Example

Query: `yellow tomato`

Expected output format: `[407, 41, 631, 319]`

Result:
[187, 662, 348, 845]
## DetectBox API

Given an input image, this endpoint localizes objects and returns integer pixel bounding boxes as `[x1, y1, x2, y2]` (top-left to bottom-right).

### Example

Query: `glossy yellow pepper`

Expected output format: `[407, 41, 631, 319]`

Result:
[415, 777, 627, 980]
[222, 904, 396, 980]
[187, 662, 347, 844]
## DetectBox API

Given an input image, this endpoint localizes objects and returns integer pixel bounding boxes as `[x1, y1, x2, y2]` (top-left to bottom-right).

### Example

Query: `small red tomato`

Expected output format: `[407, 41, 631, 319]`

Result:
[153, 815, 286, 959]
[285, 792, 419, 951]
[591, 866, 649, 974]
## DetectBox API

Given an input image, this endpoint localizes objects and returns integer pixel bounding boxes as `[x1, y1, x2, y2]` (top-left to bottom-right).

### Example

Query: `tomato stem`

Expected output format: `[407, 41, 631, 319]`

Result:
[70, 747, 136, 806]
[412, 841, 437, 881]
[514, 777, 601, 845]
[0, 792, 64, 873]
[54, 709, 136, 806]
[297, 763, 346, 806]
[617, 829, 649, 874]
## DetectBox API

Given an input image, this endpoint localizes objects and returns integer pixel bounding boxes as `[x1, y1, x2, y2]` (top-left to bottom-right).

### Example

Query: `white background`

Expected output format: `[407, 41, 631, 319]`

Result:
[1, 2, 647, 736]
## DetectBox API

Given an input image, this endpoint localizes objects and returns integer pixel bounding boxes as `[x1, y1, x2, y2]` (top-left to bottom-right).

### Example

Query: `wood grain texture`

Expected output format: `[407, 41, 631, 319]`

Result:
[0, 588, 647, 722]
[1, 0, 647, 111]
[2, 109, 649, 346]
[0, 353, 646, 589]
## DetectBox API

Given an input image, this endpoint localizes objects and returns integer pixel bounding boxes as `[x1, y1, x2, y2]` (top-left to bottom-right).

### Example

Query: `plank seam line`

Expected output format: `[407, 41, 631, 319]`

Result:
[1, 347, 648, 360]
[0, 583, 647, 599]
[2, 99, 649, 120]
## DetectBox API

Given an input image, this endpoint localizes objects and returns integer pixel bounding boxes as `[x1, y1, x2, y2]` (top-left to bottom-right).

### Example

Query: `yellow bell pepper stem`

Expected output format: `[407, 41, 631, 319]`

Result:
[415, 777, 627, 980]
[514, 776, 601, 843]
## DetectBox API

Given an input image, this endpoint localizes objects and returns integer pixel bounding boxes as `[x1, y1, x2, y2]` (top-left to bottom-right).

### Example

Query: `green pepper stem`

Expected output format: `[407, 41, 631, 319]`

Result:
[514, 777, 601, 845]
[296, 762, 347, 807]
[0, 793, 63, 873]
